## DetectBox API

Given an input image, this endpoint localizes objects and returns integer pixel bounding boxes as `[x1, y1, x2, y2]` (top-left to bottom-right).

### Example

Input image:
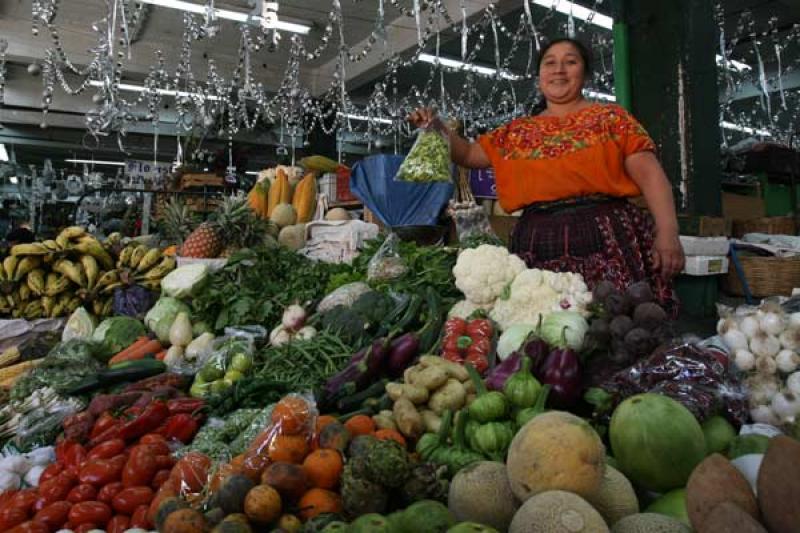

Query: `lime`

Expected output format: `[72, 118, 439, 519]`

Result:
[230, 353, 252, 373]
[190, 382, 211, 398]
[224, 370, 245, 382]
[200, 365, 224, 382]
[210, 379, 231, 394]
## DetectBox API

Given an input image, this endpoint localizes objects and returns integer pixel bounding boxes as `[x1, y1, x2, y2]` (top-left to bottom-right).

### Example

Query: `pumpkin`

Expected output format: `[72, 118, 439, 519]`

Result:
[268, 435, 310, 464]
[272, 396, 313, 435]
[325, 208, 350, 221]
[261, 462, 309, 501]
[292, 173, 318, 223]
[303, 450, 343, 490]
[162, 508, 208, 533]
[298, 488, 342, 521]
[318, 422, 351, 453]
[244, 484, 283, 525]
[270, 203, 297, 228]
[218, 474, 256, 515]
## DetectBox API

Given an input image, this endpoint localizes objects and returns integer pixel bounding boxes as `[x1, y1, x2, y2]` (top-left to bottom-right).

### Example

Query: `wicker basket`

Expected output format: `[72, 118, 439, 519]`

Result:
[723, 255, 800, 297]
[732, 216, 796, 238]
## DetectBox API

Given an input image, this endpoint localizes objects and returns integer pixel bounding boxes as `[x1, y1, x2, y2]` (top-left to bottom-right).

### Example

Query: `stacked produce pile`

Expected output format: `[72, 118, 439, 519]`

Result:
[0, 227, 175, 320]
[0, 219, 799, 533]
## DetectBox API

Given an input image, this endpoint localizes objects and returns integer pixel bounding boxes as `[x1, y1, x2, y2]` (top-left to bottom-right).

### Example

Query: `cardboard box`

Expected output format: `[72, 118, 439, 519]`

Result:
[722, 192, 766, 220]
[680, 236, 730, 256]
[677, 215, 732, 237]
[683, 255, 730, 276]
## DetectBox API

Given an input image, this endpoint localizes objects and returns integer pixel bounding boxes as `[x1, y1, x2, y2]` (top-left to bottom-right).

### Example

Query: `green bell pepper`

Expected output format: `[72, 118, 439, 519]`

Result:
[466, 363, 508, 423]
[503, 356, 541, 409]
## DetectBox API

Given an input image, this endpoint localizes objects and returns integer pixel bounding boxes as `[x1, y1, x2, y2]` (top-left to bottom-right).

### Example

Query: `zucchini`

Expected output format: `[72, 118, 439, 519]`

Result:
[336, 378, 389, 412]
[63, 359, 166, 396]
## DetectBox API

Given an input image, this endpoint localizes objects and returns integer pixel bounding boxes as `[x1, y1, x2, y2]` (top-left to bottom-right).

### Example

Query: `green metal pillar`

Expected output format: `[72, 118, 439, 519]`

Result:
[625, 0, 722, 216]
[611, 0, 632, 111]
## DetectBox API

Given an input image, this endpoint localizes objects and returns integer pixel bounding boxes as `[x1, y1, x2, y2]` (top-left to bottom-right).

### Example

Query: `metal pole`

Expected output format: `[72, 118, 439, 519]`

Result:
[612, 0, 632, 111]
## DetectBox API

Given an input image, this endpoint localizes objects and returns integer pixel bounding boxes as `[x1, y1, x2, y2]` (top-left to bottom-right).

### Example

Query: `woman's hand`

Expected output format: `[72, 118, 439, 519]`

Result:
[652, 231, 685, 279]
[407, 107, 438, 129]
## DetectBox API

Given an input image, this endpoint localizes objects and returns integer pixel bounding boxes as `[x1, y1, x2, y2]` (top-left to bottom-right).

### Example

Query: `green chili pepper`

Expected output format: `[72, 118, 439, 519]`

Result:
[515, 384, 551, 428]
[472, 421, 515, 461]
[503, 356, 542, 409]
[466, 363, 508, 423]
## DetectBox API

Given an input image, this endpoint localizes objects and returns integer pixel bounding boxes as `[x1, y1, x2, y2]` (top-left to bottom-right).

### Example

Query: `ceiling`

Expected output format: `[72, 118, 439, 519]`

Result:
[0, 0, 799, 171]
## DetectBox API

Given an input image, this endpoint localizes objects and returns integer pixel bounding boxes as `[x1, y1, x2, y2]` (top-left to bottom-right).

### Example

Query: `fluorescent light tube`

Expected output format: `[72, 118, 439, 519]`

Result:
[338, 113, 394, 125]
[89, 80, 222, 101]
[715, 55, 751, 72]
[245, 171, 261, 175]
[65, 159, 126, 166]
[720, 121, 771, 137]
[0, 144, 8, 162]
[585, 90, 616, 101]
[135, 0, 311, 34]
[532, 0, 613, 30]
[419, 53, 520, 81]
[9, 176, 18, 184]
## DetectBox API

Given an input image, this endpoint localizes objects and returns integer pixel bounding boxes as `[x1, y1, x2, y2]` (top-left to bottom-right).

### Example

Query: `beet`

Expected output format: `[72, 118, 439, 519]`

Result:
[609, 315, 634, 339]
[605, 291, 632, 316]
[625, 281, 654, 307]
[588, 318, 611, 344]
[593, 280, 617, 303]
[624, 327, 655, 358]
[633, 302, 668, 329]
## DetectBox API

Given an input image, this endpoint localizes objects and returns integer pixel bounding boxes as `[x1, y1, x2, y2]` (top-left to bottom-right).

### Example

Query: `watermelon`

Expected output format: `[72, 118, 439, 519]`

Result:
[609, 393, 706, 492]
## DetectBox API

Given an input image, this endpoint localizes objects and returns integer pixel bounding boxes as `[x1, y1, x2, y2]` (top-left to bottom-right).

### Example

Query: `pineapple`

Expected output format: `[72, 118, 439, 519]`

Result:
[181, 221, 224, 258]
[160, 197, 199, 246]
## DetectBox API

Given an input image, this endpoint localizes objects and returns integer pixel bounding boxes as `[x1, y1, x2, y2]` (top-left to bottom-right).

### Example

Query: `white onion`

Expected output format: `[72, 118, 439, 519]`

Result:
[776, 350, 800, 374]
[771, 392, 800, 423]
[756, 355, 778, 376]
[734, 349, 756, 372]
[748, 376, 780, 405]
[779, 327, 800, 350]
[282, 304, 307, 332]
[789, 312, 800, 328]
[717, 318, 738, 336]
[750, 405, 781, 425]
[740, 315, 761, 339]
[750, 331, 781, 358]
[722, 329, 749, 352]
[760, 312, 786, 336]
[787, 372, 800, 396]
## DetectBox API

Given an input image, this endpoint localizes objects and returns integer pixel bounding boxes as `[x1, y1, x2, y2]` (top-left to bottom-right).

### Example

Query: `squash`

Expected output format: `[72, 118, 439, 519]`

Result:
[325, 208, 350, 221]
[218, 474, 257, 515]
[244, 484, 283, 525]
[278, 224, 307, 251]
[262, 462, 309, 501]
[292, 173, 318, 223]
[162, 508, 209, 533]
[268, 169, 291, 216]
[248, 180, 270, 218]
[270, 204, 298, 228]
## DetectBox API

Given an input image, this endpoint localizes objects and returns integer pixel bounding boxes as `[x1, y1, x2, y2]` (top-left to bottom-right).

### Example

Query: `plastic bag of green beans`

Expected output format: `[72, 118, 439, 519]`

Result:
[396, 127, 453, 183]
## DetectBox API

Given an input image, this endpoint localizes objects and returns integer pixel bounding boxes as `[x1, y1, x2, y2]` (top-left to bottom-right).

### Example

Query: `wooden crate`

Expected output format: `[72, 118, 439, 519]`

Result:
[180, 173, 224, 189]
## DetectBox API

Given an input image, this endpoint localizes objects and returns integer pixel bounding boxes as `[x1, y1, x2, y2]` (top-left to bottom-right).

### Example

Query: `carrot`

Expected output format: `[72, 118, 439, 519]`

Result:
[107, 336, 150, 365]
[109, 339, 163, 365]
[155, 350, 168, 361]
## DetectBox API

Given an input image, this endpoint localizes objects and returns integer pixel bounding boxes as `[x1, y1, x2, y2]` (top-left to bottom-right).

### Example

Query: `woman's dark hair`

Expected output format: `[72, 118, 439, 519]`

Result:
[536, 37, 593, 77]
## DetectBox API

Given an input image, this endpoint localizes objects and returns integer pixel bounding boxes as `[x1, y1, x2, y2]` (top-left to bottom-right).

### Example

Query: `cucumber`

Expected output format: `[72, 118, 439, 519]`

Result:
[63, 359, 166, 396]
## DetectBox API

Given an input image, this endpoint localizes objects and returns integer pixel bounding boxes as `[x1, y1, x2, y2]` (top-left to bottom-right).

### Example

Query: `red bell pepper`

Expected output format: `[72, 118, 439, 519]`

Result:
[118, 401, 169, 442]
[158, 414, 199, 444]
[166, 398, 205, 415]
[441, 316, 494, 373]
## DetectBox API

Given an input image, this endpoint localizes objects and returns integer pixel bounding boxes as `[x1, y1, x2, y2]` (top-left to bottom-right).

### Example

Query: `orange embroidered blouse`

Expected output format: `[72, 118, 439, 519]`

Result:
[477, 103, 656, 212]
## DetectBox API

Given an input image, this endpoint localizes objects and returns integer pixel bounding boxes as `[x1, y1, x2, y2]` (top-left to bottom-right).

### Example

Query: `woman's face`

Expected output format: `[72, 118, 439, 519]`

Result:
[538, 42, 586, 104]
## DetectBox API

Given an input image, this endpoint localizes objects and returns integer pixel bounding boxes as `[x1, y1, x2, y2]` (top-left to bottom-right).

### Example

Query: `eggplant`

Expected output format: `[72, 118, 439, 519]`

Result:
[386, 332, 421, 378]
[538, 345, 583, 408]
[485, 352, 523, 391]
[523, 337, 550, 373]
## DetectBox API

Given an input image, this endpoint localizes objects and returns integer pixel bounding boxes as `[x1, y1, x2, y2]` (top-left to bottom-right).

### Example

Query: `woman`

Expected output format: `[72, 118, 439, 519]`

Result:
[409, 38, 684, 312]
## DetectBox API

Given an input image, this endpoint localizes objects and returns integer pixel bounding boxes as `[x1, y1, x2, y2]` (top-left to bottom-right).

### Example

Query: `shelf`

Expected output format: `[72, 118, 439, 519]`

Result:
[329, 200, 362, 208]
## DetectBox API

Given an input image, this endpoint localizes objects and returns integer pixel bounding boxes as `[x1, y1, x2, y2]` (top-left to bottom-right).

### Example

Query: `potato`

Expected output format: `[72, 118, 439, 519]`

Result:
[393, 397, 425, 438]
[419, 355, 469, 381]
[757, 435, 800, 533]
[686, 453, 758, 531]
[699, 502, 766, 533]
[386, 383, 429, 405]
[412, 366, 449, 391]
[403, 365, 424, 384]
[463, 379, 476, 394]
[428, 379, 467, 415]
[373, 411, 397, 431]
[420, 410, 442, 433]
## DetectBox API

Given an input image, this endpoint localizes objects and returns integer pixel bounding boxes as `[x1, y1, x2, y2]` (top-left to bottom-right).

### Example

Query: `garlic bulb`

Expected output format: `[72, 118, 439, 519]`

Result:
[789, 312, 800, 329]
[750, 331, 781, 358]
[722, 329, 749, 352]
[787, 372, 800, 396]
[756, 355, 778, 375]
[750, 405, 781, 425]
[779, 326, 800, 350]
[717, 317, 738, 336]
[760, 312, 786, 337]
[748, 375, 780, 405]
[740, 315, 761, 339]
[776, 350, 800, 374]
[734, 349, 756, 372]
[770, 392, 800, 424]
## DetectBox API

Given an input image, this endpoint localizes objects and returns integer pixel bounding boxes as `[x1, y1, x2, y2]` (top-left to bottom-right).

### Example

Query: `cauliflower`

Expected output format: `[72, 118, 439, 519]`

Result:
[453, 245, 526, 305]
[489, 269, 593, 331]
[448, 299, 494, 319]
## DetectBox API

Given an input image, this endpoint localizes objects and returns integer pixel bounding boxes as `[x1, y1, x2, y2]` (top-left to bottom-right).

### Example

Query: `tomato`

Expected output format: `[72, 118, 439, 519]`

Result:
[96, 482, 124, 504]
[74, 523, 99, 533]
[139, 433, 168, 446]
[66, 484, 97, 504]
[0, 507, 28, 530]
[151, 469, 171, 490]
[63, 444, 87, 476]
[37, 472, 76, 506]
[133, 440, 170, 457]
[8, 490, 38, 514]
[87, 439, 125, 462]
[112, 486, 154, 515]
[31, 498, 47, 514]
[107, 514, 131, 533]
[7, 521, 49, 533]
[90, 412, 117, 440]
[33, 500, 71, 530]
[0, 490, 17, 512]
[130, 504, 152, 529]
[168, 452, 211, 494]
[78, 456, 124, 487]
[154, 454, 175, 470]
[38, 463, 64, 484]
[68, 501, 112, 527]
[121, 451, 157, 488]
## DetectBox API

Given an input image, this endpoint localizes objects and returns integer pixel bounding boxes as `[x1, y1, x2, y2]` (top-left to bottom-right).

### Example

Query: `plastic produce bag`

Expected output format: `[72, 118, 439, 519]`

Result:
[15, 401, 83, 452]
[350, 155, 454, 227]
[189, 331, 257, 394]
[396, 126, 453, 183]
[367, 233, 408, 282]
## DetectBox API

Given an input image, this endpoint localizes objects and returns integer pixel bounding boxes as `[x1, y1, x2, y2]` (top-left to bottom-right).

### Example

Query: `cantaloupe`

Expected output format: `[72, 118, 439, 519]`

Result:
[278, 224, 307, 251]
[325, 208, 350, 221]
[506, 411, 605, 501]
[448, 461, 519, 532]
[585, 465, 638, 526]
[271, 203, 298, 228]
[509, 490, 608, 533]
[611, 513, 690, 533]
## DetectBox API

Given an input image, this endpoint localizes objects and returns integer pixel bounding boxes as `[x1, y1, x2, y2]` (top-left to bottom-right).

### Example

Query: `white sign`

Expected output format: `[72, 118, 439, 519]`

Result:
[125, 159, 170, 187]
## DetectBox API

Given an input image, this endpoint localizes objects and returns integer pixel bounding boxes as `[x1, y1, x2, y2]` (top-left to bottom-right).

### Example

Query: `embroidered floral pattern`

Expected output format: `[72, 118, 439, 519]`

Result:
[487, 104, 655, 160]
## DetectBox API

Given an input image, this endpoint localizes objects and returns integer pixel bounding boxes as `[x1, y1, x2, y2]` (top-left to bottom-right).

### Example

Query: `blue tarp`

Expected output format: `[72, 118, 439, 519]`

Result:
[350, 154, 454, 227]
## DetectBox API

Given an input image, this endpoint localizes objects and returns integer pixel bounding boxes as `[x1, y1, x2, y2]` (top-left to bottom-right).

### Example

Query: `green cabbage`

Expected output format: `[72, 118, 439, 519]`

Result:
[540, 311, 588, 351]
[497, 323, 537, 361]
[160, 263, 210, 299]
[62, 307, 97, 342]
[145, 297, 191, 343]
[91, 316, 146, 361]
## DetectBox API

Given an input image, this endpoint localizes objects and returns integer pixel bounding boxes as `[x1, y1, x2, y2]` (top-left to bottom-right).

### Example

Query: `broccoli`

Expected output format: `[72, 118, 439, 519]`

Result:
[350, 291, 394, 324]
